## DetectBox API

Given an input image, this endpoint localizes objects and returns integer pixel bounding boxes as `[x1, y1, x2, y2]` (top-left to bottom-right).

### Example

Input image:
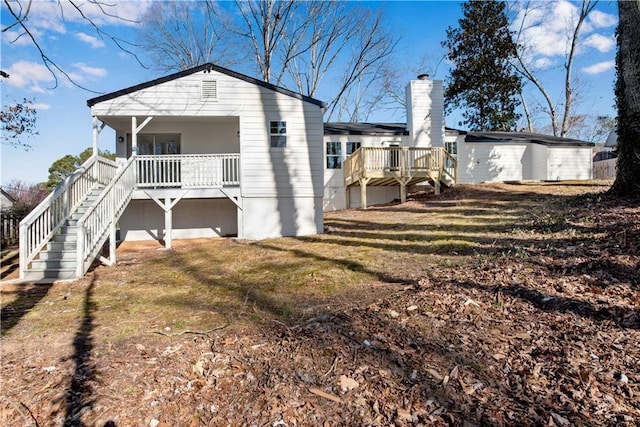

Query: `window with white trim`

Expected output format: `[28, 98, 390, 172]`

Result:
[346, 141, 361, 156]
[326, 141, 342, 169]
[269, 121, 287, 148]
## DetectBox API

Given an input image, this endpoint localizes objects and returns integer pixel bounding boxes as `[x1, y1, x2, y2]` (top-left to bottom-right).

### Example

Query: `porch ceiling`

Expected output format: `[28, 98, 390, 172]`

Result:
[96, 115, 239, 131]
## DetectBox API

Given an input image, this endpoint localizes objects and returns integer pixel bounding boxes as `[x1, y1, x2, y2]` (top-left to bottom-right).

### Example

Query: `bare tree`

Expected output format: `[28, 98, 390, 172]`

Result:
[2, 0, 145, 91]
[510, 0, 599, 137]
[136, 1, 398, 121]
[138, 1, 239, 72]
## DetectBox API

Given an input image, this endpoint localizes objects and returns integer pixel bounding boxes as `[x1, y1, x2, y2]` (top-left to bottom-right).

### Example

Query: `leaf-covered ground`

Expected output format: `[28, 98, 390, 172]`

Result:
[1, 181, 638, 426]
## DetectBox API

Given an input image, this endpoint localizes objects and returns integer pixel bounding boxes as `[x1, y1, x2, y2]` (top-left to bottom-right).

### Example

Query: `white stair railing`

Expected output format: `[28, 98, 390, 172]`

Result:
[19, 155, 119, 279]
[76, 156, 137, 277]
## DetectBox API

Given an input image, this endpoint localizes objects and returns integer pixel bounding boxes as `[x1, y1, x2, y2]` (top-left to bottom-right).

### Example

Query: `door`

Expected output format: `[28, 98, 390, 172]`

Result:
[133, 134, 181, 187]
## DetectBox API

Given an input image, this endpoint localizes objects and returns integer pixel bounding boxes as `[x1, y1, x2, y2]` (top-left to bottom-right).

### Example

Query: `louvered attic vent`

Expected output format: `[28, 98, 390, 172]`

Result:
[201, 80, 218, 100]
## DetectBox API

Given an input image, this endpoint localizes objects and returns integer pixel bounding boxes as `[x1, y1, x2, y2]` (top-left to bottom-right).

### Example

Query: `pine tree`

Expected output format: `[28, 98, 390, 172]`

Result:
[609, 0, 640, 196]
[443, 0, 521, 131]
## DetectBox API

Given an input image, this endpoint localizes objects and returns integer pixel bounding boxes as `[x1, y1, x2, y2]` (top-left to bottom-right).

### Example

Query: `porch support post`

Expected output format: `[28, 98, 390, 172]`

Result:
[131, 116, 138, 156]
[143, 190, 187, 249]
[109, 222, 117, 264]
[359, 177, 371, 209]
[345, 185, 351, 209]
[164, 200, 173, 249]
[131, 116, 153, 156]
[92, 117, 105, 156]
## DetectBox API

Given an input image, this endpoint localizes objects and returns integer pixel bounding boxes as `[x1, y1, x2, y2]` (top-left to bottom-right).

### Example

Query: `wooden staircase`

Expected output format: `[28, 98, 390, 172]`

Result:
[343, 146, 456, 209]
[19, 155, 137, 281]
[23, 186, 105, 280]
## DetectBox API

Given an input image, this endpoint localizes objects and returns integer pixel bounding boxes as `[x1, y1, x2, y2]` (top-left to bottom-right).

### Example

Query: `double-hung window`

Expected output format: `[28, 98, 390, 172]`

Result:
[270, 121, 287, 148]
[346, 142, 361, 156]
[326, 142, 342, 169]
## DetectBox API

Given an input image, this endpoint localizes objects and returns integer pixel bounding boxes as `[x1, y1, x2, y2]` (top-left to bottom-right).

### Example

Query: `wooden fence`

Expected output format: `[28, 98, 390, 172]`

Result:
[1, 211, 24, 247]
[593, 158, 617, 179]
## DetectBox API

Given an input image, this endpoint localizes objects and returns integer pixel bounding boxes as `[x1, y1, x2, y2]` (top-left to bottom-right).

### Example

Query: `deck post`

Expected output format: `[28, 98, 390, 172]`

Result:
[359, 177, 371, 209]
[109, 222, 117, 264]
[400, 183, 407, 203]
[345, 186, 351, 209]
[164, 198, 172, 249]
[92, 117, 105, 156]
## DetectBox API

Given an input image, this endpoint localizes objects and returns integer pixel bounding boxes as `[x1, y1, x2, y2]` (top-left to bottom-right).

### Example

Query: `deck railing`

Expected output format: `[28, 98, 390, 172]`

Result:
[76, 156, 137, 277]
[136, 154, 240, 188]
[19, 155, 119, 279]
[343, 146, 457, 185]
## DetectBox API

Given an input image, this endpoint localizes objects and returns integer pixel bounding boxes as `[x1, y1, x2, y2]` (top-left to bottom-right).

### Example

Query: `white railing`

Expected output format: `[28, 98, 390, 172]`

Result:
[76, 156, 137, 277]
[19, 155, 119, 279]
[136, 154, 240, 188]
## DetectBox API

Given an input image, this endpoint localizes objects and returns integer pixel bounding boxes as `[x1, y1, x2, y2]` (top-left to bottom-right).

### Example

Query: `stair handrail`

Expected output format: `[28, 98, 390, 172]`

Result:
[76, 156, 137, 277]
[441, 148, 457, 183]
[19, 155, 119, 279]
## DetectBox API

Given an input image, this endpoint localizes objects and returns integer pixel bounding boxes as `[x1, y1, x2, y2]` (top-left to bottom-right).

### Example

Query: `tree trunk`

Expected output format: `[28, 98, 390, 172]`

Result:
[610, 0, 640, 196]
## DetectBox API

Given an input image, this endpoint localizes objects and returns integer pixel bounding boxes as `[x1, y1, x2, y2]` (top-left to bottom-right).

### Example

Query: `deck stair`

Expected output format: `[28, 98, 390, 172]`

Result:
[19, 155, 136, 281]
[23, 186, 105, 280]
[343, 146, 456, 209]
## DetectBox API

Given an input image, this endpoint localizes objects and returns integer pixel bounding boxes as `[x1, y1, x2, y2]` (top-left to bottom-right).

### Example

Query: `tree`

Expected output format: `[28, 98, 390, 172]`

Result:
[510, 1, 599, 137]
[136, 1, 397, 121]
[443, 0, 522, 131]
[0, 97, 38, 150]
[3, 179, 49, 214]
[46, 148, 115, 190]
[609, 0, 640, 196]
[137, 1, 238, 73]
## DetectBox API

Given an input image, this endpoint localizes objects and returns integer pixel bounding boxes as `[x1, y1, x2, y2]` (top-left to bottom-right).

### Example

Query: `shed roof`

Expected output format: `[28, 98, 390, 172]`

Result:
[87, 63, 326, 108]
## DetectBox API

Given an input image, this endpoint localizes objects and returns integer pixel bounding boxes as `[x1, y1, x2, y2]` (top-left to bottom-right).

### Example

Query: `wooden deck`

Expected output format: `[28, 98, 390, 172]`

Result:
[343, 147, 456, 208]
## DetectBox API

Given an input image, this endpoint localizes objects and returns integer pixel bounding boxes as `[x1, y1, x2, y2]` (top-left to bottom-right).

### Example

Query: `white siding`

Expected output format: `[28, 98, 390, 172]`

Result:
[546, 146, 593, 180]
[93, 69, 325, 240]
[241, 196, 322, 240]
[457, 142, 529, 184]
[92, 70, 324, 200]
[530, 144, 548, 180]
[119, 199, 237, 241]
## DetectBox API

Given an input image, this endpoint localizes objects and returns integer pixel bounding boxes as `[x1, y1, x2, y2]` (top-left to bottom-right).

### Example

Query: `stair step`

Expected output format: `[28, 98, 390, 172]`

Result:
[37, 250, 77, 261]
[52, 234, 77, 243]
[48, 241, 77, 251]
[23, 268, 78, 281]
[29, 259, 78, 270]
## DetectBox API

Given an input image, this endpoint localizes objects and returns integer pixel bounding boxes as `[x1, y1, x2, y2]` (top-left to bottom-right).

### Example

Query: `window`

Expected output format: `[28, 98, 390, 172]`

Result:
[270, 121, 287, 148]
[326, 142, 342, 169]
[445, 140, 457, 156]
[201, 80, 218, 101]
[346, 141, 361, 156]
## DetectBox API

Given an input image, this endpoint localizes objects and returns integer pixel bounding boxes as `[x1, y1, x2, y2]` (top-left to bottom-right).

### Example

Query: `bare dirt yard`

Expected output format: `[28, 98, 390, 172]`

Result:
[1, 181, 639, 426]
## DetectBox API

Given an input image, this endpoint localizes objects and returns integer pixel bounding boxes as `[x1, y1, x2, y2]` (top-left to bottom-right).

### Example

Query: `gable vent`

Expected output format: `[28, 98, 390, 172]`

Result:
[201, 80, 218, 100]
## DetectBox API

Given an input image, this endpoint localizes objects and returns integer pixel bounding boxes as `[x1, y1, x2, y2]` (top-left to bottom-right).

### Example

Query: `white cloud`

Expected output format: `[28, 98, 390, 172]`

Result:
[4, 61, 55, 92]
[587, 10, 617, 30]
[582, 33, 615, 53]
[72, 63, 107, 78]
[532, 57, 554, 70]
[582, 61, 615, 75]
[2, 29, 35, 46]
[75, 32, 105, 49]
[32, 103, 51, 111]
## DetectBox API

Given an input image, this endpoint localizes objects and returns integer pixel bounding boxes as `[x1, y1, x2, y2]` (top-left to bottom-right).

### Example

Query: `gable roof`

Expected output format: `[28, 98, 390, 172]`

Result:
[0, 188, 16, 205]
[87, 63, 326, 108]
[324, 122, 409, 136]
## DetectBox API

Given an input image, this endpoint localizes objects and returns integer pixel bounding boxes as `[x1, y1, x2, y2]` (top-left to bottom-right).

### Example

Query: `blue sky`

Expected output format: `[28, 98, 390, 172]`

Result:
[1, 0, 618, 186]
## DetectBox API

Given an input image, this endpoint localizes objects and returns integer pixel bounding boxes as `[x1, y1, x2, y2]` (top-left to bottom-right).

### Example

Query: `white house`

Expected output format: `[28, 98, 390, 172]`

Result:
[1, 188, 16, 211]
[19, 63, 326, 280]
[322, 75, 595, 210]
